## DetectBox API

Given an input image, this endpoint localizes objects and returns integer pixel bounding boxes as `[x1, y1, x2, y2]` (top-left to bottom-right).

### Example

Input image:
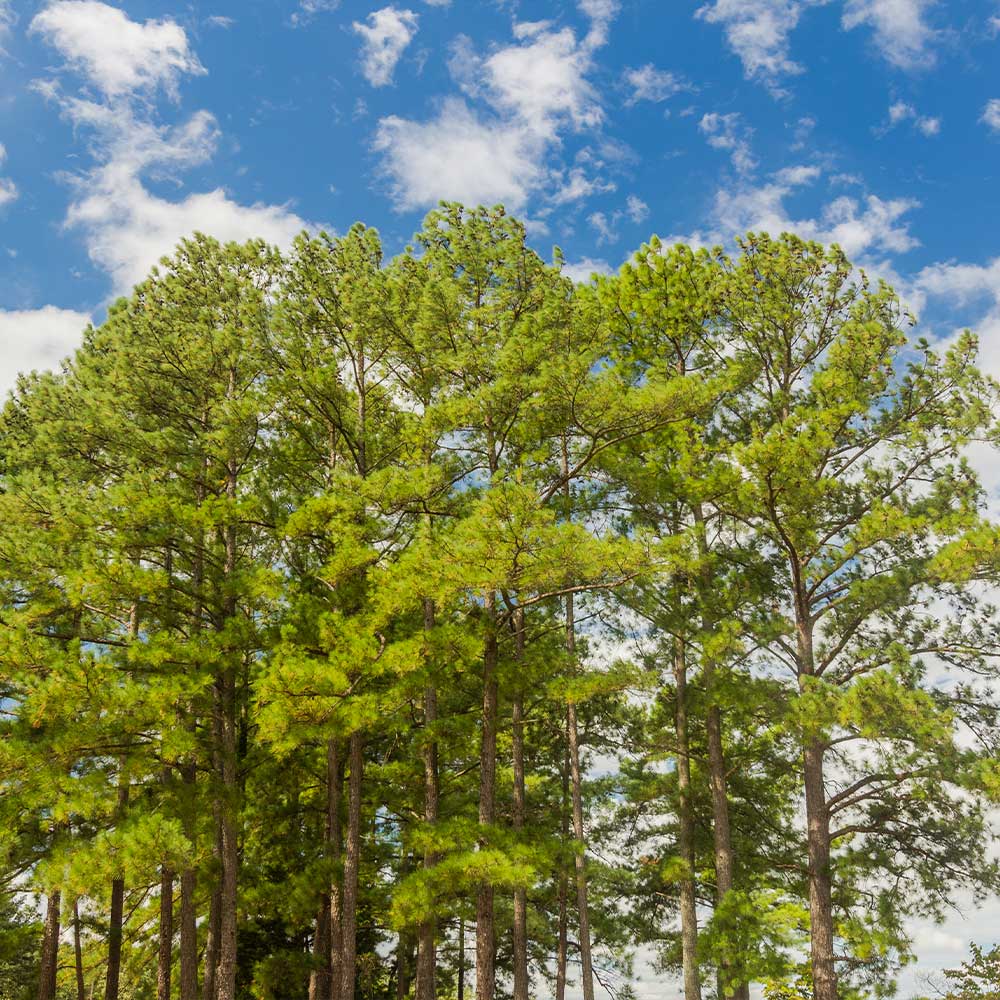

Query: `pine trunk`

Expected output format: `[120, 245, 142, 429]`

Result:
[340, 732, 363, 1000]
[329, 739, 345, 1000]
[157, 869, 173, 1000]
[204, 885, 221, 1000]
[309, 898, 331, 1000]
[475, 592, 499, 1000]
[179, 865, 198, 1000]
[673, 640, 702, 1000]
[37, 890, 60, 1000]
[73, 899, 85, 1000]
[415, 595, 439, 1000]
[105, 773, 130, 1000]
[566, 591, 595, 1000]
[554, 751, 569, 1000]
[511, 607, 529, 1000]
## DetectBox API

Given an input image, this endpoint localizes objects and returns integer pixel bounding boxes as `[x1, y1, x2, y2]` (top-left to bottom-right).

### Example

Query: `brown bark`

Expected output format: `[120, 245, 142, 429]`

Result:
[457, 915, 466, 1000]
[178, 863, 197, 1000]
[511, 607, 529, 1000]
[204, 885, 221, 1000]
[415, 599, 439, 1000]
[37, 890, 61, 1000]
[157, 869, 173, 1000]
[693, 503, 747, 1000]
[73, 899, 85, 1000]
[795, 610, 838, 1000]
[105, 773, 130, 1000]
[566, 592, 595, 1000]
[339, 732, 364, 1000]
[475, 592, 499, 1000]
[673, 640, 703, 1000]
[328, 740, 345, 1000]
[309, 898, 331, 1000]
[554, 751, 569, 1000]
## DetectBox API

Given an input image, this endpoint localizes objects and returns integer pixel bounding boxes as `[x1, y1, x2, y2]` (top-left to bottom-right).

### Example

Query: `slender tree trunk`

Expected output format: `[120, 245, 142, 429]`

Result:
[204, 885, 221, 1000]
[476, 591, 499, 1000]
[38, 890, 61, 1000]
[157, 869, 173, 1000]
[566, 591, 595, 1000]
[395, 931, 413, 1000]
[105, 773, 130, 1000]
[328, 740, 345, 1000]
[674, 639, 703, 1000]
[309, 899, 332, 1000]
[692, 503, 747, 1000]
[340, 732, 364, 1000]
[555, 750, 569, 1000]
[214, 440, 241, 1000]
[73, 900, 85, 1000]
[178, 863, 198, 1000]
[415, 599, 439, 1000]
[457, 915, 465, 1000]
[795, 611, 838, 1000]
[511, 607, 529, 1000]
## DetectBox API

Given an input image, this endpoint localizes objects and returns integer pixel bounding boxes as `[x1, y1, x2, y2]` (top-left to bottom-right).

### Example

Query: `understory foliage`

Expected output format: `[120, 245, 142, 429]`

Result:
[2, 205, 1000, 1000]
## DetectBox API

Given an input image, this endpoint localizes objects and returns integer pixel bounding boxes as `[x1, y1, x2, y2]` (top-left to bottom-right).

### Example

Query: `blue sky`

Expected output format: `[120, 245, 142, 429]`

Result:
[1, 0, 1000, 992]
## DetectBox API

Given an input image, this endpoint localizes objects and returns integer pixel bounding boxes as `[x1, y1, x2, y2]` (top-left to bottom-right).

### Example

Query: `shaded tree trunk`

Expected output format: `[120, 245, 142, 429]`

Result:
[157, 869, 173, 1000]
[555, 750, 569, 1000]
[511, 607, 529, 1000]
[566, 591, 595, 1000]
[475, 592, 499, 1000]
[204, 885, 222, 1000]
[415, 598, 439, 1000]
[329, 739, 345, 1000]
[37, 890, 60, 1000]
[340, 732, 363, 1000]
[457, 915, 465, 1000]
[179, 863, 198, 1000]
[674, 639, 702, 1000]
[105, 774, 130, 1000]
[309, 897, 331, 1000]
[73, 899, 85, 1000]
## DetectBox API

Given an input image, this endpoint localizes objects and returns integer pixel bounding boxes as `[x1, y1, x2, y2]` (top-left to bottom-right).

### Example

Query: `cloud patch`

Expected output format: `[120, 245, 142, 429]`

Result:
[352, 7, 419, 87]
[0, 306, 92, 397]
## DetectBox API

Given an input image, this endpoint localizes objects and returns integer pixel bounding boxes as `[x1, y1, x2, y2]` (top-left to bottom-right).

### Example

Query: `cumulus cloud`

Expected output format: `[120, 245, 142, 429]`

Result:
[672, 165, 919, 263]
[695, 0, 812, 92]
[622, 64, 686, 105]
[626, 193, 649, 223]
[352, 7, 418, 87]
[881, 100, 941, 136]
[841, 0, 938, 69]
[0, 306, 92, 396]
[561, 256, 614, 283]
[290, 0, 340, 26]
[30, 1, 204, 99]
[34, 1, 313, 296]
[374, 99, 545, 212]
[373, 11, 612, 213]
[982, 99, 1000, 132]
[0, 143, 16, 207]
[699, 111, 756, 173]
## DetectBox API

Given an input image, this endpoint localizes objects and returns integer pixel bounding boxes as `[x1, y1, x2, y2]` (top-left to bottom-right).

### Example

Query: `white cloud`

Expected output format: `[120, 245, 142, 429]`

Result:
[589, 210, 618, 244]
[0, 142, 15, 207]
[623, 64, 685, 105]
[626, 193, 648, 224]
[842, 0, 938, 69]
[577, 0, 619, 49]
[550, 165, 615, 205]
[475, 25, 603, 136]
[881, 100, 941, 136]
[373, 99, 545, 212]
[290, 0, 340, 26]
[423, 0, 451, 6]
[352, 7, 418, 87]
[670, 165, 919, 263]
[699, 111, 756, 173]
[0, 307, 92, 397]
[34, 3, 313, 296]
[373, 17, 610, 212]
[561, 256, 613, 283]
[695, 0, 813, 92]
[30, 2, 204, 99]
[982, 99, 1000, 132]
[0, 1, 13, 50]
[67, 175, 308, 294]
